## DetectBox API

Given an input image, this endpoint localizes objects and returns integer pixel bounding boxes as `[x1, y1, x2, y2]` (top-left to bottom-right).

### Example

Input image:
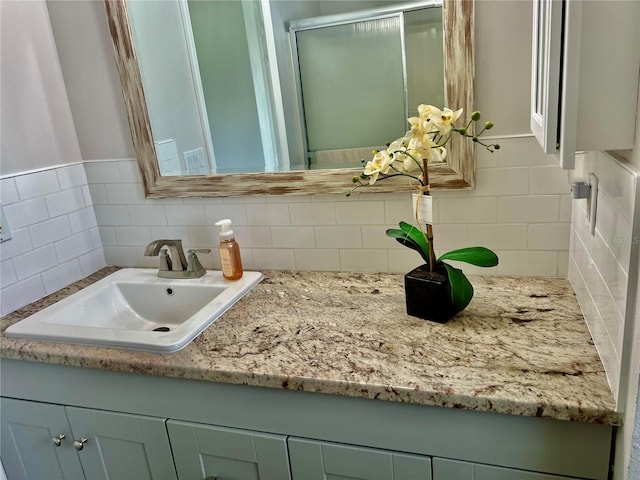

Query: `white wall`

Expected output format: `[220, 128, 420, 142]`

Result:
[0, 0, 82, 175]
[0, 0, 106, 315]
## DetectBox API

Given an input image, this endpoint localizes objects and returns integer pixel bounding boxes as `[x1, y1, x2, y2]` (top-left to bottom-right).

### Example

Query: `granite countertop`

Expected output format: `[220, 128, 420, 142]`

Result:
[0, 267, 620, 425]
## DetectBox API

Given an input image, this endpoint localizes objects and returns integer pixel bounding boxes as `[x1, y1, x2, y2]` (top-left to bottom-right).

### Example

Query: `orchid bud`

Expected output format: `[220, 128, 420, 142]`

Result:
[471, 111, 481, 121]
[352, 176, 360, 183]
[457, 127, 467, 135]
[472, 136, 479, 142]
[494, 144, 501, 150]
[484, 121, 494, 130]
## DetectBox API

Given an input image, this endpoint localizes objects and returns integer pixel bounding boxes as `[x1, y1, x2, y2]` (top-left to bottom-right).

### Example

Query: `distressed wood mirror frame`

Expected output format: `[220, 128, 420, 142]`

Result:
[104, 0, 475, 198]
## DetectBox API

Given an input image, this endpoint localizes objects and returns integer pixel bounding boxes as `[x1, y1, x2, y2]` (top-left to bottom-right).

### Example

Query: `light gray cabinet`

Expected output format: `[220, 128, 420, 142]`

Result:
[167, 420, 290, 480]
[0, 398, 84, 480]
[0, 398, 177, 480]
[432, 458, 575, 480]
[288, 437, 432, 480]
[0, 360, 614, 480]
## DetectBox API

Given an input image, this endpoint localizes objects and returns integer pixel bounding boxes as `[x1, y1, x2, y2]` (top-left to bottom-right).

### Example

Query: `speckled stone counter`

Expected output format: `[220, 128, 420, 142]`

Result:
[0, 267, 619, 425]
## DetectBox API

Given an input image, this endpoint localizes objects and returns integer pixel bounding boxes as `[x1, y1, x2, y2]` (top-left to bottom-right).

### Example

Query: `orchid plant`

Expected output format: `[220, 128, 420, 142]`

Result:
[348, 104, 500, 312]
[347, 104, 499, 193]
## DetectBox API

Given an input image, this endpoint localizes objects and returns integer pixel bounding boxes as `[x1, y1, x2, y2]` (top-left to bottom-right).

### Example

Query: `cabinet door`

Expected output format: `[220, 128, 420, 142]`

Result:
[0, 398, 85, 480]
[65, 406, 177, 480]
[432, 458, 575, 480]
[167, 420, 290, 480]
[288, 437, 432, 480]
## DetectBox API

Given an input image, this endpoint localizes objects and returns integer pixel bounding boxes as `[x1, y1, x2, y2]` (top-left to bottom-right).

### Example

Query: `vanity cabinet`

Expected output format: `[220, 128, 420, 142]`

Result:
[0, 398, 177, 480]
[0, 360, 614, 480]
[530, 0, 640, 169]
[167, 421, 290, 479]
[288, 437, 432, 480]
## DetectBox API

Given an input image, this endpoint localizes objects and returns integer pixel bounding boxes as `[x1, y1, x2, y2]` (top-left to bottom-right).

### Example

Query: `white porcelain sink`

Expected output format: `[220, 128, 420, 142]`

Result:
[5, 268, 263, 353]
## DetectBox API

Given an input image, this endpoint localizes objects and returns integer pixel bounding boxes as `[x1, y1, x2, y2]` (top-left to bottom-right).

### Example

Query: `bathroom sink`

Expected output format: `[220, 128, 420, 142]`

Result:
[5, 268, 263, 353]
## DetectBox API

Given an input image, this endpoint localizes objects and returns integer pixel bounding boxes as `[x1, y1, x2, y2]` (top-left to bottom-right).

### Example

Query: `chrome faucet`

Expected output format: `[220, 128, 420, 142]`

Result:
[144, 239, 210, 279]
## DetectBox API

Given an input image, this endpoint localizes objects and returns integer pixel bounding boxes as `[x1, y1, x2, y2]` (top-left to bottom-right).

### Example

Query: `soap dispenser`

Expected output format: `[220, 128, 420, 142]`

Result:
[214, 219, 243, 280]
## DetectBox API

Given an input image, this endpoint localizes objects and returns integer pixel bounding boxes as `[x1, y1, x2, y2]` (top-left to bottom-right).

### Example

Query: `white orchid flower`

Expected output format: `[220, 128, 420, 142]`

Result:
[429, 107, 463, 135]
[363, 150, 392, 185]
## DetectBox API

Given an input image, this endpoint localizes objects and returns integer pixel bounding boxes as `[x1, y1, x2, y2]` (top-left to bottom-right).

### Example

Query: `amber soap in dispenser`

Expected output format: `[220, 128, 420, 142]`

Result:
[214, 219, 243, 280]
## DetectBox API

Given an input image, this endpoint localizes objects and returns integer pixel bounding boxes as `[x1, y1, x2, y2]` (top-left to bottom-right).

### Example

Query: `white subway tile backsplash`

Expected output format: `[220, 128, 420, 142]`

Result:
[204, 205, 247, 225]
[495, 136, 556, 167]
[0, 178, 19, 205]
[527, 223, 570, 251]
[340, 249, 388, 272]
[335, 201, 386, 225]
[252, 248, 296, 270]
[290, 203, 336, 225]
[114, 226, 152, 247]
[439, 197, 498, 224]
[362, 225, 398, 249]
[68, 206, 98, 234]
[529, 165, 570, 194]
[245, 203, 290, 226]
[94, 205, 130, 226]
[41, 260, 82, 295]
[84, 161, 121, 184]
[4, 197, 49, 229]
[98, 226, 117, 246]
[13, 245, 58, 280]
[150, 226, 190, 241]
[270, 226, 315, 248]
[387, 249, 422, 273]
[431, 224, 469, 251]
[495, 250, 559, 276]
[233, 226, 272, 248]
[118, 160, 142, 183]
[29, 216, 71, 248]
[57, 164, 88, 190]
[497, 195, 560, 223]
[1, 275, 46, 317]
[1, 260, 17, 287]
[165, 205, 206, 225]
[473, 167, 529, 196]
[188, 226, 217, 248]
[315, 226, 362, 248]
[0, 165, 105, 315]
[568, 151, 638, 405]
[55, 231, 94, 263]
[103, 246, 139, 266]
[0, 228, 33, 260]
[106, 183, 146, 204]
[294, 249, 340, 271]
[15, 169, 60, 200]
[87, 183, 108, 205]
[469, 224, 527, 250]
[559, 194, 572, 222]
[45, 187, 86, 217]
[128, 205, 168, 226]
[79, 248, 107, 276]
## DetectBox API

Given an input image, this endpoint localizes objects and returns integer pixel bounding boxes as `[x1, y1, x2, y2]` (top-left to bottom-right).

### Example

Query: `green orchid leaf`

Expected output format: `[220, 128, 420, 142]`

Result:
[398, 221, 430, 257]
[438, 246, 498, 267]
[386, 228, 430, 264]
[442, 262, 474, 310]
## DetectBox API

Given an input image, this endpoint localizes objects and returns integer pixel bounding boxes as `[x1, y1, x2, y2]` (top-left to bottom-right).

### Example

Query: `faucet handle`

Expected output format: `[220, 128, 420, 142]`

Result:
[187, 249, 210, 277]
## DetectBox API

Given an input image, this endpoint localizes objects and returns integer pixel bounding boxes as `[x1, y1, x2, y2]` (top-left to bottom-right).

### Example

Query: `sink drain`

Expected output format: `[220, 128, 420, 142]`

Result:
[152, 326, 171, 332]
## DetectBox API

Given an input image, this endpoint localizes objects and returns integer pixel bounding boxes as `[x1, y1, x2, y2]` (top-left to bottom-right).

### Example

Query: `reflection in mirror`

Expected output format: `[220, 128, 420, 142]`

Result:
[105, 0, 474, 196]
[291, 5, 444, 170]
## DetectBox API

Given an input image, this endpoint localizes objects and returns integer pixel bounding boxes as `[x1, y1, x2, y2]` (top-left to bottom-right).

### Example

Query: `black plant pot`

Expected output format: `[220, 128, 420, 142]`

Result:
[404, 264, 461, 323]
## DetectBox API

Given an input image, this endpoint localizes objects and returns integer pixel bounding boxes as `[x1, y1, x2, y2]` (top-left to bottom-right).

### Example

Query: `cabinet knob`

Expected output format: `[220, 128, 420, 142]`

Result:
[51, 434, 65, 447]
[73, 437, 88, 451]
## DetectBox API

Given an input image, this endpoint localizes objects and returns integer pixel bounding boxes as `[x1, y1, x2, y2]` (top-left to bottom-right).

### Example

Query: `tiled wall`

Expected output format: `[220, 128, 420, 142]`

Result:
[0, 164, 106, 316]
[88, 135, 572, 277]
[568, 151, 639, 401]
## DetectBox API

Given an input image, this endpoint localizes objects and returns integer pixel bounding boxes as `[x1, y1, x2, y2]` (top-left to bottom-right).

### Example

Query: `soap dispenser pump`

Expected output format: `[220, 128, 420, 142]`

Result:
[214, 219, 243, 280]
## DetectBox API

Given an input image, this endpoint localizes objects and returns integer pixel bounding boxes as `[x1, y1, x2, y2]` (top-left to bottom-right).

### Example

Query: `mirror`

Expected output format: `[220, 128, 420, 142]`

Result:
[105, 0, 475, 197]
